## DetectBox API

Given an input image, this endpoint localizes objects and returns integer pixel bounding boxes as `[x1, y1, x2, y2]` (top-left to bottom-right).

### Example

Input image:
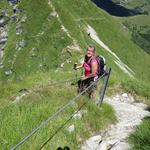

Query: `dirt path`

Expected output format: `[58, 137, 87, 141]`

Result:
[81, 93, 150, 150]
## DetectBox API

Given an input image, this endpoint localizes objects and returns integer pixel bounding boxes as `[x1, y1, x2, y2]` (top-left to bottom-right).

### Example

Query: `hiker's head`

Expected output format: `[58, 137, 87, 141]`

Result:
[86, 45, 96, 58]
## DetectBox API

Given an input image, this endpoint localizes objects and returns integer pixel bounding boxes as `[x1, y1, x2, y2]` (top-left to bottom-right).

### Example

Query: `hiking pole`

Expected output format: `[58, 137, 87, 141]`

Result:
[71, 63, 78, 85]
[74, 63, 78, 82]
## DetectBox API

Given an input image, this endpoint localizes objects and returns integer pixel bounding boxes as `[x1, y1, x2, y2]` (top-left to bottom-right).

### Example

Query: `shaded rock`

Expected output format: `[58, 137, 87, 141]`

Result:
[82, 135, 102, 150]
[0, 19, 5, 27]
[107, 139, 120, 147]
[8, 0, 19, 5]
[0, 38, 7, 44]
[11, 14, 17, 22]
[97, 141, 107, 150]
[1, 10, 9, 17]
[39, 64, 43, 68]
[50, 11, 57, 17]
[5, 70, 12, 75]
[0, 49, 4, 59]
[13, 5, 17, 14]
[16, 25, 22, 35]
[0, 63, 4, 69]
[21, 15, 27, 23]
[18, 88, 28, 92]
[73, 111, 82, 119]
[110, 141, 130, 150]
[30, 53, 37, 57]
[60, 62, 64, 68]
[18, 40, 25, 48]
[0, 65, 4, 69]
[66, 59, 71, 64]
[0, 30, 8, 38]
[122, 93, 128, 99]
[15, 93, 26, 101]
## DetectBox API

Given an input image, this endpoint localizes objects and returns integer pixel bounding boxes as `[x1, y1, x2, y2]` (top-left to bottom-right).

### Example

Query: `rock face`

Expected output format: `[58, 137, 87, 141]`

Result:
[0, 1, 21, 61]
[0, 18, 5, 27]
[0, 26, 8, 59]
[81, 93, 150, 150]
[0, 8, 10, 60]
[82, 135, 102, 150]
[8, 0, 20, 5]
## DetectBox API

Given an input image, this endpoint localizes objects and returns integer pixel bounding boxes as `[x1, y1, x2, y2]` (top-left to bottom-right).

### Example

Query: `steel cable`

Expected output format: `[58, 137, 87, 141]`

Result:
[11, 74, 105, 150]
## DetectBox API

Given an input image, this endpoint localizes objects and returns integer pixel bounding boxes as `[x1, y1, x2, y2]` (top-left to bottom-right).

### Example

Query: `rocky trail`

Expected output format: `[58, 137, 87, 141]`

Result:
[81, 93, 150, 150]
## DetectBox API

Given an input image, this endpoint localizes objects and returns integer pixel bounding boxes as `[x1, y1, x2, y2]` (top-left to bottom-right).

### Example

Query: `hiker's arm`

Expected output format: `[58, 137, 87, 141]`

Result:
[82, 61, 98, 80]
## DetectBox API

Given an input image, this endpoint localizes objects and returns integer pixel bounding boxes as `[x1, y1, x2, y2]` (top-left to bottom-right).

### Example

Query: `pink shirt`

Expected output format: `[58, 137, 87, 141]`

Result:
[83, 59, 98, 77]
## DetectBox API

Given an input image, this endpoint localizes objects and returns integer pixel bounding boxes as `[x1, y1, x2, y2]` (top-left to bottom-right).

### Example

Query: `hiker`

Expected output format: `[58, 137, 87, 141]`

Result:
[74, 45, 99, 100]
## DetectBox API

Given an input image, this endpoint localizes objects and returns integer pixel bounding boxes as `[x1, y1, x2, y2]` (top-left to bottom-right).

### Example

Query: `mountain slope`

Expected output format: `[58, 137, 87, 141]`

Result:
[0, 0, 150, 149]
[1, 0, 150, 82]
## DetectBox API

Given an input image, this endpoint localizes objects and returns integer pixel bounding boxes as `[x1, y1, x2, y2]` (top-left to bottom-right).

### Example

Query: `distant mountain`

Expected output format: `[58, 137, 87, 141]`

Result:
[112, 0, 150, 15]
[92, 0, 146, 16]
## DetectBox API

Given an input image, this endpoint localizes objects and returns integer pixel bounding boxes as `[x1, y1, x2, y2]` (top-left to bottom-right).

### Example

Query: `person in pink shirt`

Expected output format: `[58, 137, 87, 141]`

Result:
[74, 45, 98, 100]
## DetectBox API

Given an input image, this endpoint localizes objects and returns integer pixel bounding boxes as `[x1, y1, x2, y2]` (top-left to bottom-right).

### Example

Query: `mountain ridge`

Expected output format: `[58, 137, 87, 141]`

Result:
[0, 0, 150, 149]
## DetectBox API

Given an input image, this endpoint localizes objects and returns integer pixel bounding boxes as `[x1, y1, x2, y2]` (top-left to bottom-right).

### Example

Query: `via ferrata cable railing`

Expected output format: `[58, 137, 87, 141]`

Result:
[11, 67, 111, 150]
[39, 102, 87, 150]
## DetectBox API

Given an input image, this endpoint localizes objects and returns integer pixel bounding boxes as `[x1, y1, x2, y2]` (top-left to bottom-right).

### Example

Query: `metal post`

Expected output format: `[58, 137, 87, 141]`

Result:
[97, 68, 111, 106]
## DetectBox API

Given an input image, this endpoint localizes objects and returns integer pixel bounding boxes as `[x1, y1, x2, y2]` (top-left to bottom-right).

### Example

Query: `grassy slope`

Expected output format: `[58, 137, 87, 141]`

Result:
[0, 0, 150, 149]
[0, 0, 116, 149]
[0, 70, 116, 149]
[128, 118, 150, 150]
[52, 0, 150, 98]
[111, 1, 150, 149]
[0, 0, 73, 81]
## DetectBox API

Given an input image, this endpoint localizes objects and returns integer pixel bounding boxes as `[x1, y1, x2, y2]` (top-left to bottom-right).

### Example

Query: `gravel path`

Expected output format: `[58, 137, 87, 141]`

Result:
[81, 93, 150, 150]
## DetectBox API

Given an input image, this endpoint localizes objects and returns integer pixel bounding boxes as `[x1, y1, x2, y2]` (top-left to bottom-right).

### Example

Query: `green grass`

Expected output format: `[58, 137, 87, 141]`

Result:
[0, 73, 116, 149]
[128, 118, 150, 150]
[0, 0, 74, 81]
[52, 0, 150, 86]
[0, 0, 11, 10]
[0, 0, 150, 149]
[1, 0, 150, 82]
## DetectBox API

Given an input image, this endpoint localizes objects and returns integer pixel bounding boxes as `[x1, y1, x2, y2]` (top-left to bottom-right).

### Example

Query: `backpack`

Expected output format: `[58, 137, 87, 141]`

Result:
[88, 55, 106, 77]
[96, 55, 106, 77]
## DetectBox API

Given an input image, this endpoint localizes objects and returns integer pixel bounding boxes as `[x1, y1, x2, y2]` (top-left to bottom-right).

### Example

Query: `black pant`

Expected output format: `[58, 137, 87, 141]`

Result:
[77, 77, 97, 94]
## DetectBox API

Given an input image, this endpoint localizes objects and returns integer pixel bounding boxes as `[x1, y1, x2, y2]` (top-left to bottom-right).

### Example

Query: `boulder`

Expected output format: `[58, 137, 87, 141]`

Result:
[5, 70, 12, 76]
[0, 19, 5, 27]
[73, 111, 82, 119]
[0, 63, 4, 69]
[67, 124, 75, 133]
[19, 40, 25, 48]
[0, 31, 8, 38]
[0, 38, 7, 44]
[97, 141, 107, 150]
[81, 135, 102, 150]
[122, 93, 128, 98]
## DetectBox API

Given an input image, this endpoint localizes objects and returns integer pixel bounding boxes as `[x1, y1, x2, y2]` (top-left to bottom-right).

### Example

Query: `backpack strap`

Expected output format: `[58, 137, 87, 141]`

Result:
[87, 56, 95, 65]
[87, 56, 98, 75]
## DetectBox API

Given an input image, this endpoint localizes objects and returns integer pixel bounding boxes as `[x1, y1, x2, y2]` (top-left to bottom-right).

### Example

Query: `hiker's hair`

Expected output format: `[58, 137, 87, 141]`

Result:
[87, 44, 96, 53]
